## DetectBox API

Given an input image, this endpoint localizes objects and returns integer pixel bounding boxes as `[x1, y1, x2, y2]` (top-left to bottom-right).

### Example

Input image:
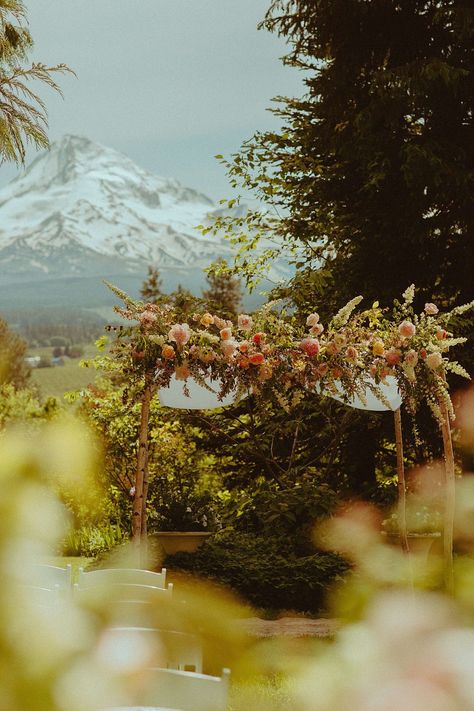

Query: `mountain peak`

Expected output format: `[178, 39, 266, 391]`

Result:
[0, 134, 228, 279]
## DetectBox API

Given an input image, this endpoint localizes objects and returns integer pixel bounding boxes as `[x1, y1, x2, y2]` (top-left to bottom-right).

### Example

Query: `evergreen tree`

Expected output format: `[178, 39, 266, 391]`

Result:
[222, 0, 473, 315]
[208, 0, 474, 495]
[202, 259, 242, 319]
[171, 284, 202, 321]
[0, 0, 72, 164]
[140, 266, 163, 303]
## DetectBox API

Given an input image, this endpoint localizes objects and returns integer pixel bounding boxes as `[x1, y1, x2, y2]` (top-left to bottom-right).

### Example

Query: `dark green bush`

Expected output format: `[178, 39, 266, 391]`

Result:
[166, 530, 349, 613]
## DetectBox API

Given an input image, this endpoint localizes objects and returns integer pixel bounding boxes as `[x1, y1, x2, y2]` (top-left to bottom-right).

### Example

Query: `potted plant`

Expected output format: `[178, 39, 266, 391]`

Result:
[148, 474, 218, 554]
[381, 504, 442, 559]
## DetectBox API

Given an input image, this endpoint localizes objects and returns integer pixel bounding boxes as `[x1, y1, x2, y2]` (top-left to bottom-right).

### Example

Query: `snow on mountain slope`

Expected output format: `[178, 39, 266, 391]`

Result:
[0, 135, 231, 278]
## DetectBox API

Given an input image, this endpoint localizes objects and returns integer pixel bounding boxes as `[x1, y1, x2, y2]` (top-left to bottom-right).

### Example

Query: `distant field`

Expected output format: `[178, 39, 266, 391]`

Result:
[30, 344, 101, 401]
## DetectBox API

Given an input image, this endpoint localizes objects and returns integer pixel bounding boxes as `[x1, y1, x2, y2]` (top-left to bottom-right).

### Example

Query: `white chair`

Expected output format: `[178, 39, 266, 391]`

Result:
[26, 563, 72, 591]
[21, 584, 61, 608]
[76, 567, 167, 590]
[110, 627, 203, 673]
[141, 667, 230, 711]
[74, 582, 172, 601]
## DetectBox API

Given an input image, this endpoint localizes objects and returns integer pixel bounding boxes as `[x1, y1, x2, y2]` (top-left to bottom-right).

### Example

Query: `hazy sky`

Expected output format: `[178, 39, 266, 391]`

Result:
[1, 0, 303, 199]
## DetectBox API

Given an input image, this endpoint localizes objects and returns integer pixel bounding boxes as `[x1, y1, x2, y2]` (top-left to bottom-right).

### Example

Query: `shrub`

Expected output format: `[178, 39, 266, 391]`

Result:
[166, 530, 349, 613]
[61, 523, 126, 557]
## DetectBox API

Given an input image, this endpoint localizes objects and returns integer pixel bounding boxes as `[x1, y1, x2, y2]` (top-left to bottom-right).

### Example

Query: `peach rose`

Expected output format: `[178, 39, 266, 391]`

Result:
[310, 323, 324, 336]
[385, 348, 401, 366]
[404, 349, 419, 367]
[199, 349, 216, 364]
[214, 316, 227, 330]
[175, 363, 190, 380]
[200, 312, 214, 327]
[419, 348, 427, 360]
[325, 340, 340, 356]
[221, 339, 238, 357]
[426, 352, 443, 370]
[345, 346, 358, 361]
[398, 320, 416, 338]
[168, 323, 191, 346]
[162, 344, 175, 360]
[237, 314, 253, 331]
[239, 340, 250, 353]
[249, 352, 265, 365]
[436, 329, 448, 340]
[306, 313, 320, 327]
[300, 337, 320, 357]
[220, 327, 233, 340]
[424, 303, 439, 315]
[332, 367, 343, 379]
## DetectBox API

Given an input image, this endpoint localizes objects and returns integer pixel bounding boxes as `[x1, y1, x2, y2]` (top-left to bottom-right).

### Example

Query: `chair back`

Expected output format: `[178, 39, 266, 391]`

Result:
[26, 563, 72, 590]
[76, 567, 167, 590]
[142, 667, 230, 711]
[110, 627, 203, 673]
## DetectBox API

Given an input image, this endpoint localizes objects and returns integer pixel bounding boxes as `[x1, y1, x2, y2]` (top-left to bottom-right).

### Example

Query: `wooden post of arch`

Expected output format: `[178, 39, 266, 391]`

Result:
[394, 407, 409, 554]
[132, 370, 154, 565]
[439, 397, 456, 593]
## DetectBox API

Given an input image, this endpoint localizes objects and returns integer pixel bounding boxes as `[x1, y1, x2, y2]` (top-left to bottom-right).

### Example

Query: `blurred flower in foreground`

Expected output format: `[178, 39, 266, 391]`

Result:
[296, 591, 474, 711]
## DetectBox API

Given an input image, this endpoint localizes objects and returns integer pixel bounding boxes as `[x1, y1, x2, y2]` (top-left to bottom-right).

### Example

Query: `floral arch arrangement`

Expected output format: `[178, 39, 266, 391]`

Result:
[103, 282, 473, 585]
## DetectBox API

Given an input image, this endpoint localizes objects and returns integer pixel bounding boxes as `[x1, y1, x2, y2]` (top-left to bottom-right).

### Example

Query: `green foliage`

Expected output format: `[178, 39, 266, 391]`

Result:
[223, 474, 338, 545]
[0, 383, 59, 426]
[0, 316, 30, 388]
[0, 0, 74, 164]
[202, 258, 242, 320]
[140, 265, 164, 303]
[167, 530, 349, 612]
[61, 523, 126, 557]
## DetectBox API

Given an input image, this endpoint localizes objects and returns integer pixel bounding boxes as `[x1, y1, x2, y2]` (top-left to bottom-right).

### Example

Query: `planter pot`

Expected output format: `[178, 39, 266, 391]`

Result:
[382, 531, 442, 562]
[155, 531, 213, 555]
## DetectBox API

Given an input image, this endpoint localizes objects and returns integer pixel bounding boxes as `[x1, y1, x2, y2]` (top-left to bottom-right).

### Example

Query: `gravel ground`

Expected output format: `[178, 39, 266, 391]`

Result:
[235, 616, 339, 638]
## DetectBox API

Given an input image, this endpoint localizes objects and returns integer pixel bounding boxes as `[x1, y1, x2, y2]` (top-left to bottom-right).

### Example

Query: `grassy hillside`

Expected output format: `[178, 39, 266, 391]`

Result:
[30, 344, 100, 401]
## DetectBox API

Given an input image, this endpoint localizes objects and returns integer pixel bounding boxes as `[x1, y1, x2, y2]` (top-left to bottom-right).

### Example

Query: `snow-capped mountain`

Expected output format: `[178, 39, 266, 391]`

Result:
[0, 134, 231, 279]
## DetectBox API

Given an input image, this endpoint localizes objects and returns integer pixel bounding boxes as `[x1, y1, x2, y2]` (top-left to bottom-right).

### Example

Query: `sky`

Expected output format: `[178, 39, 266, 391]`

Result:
[0, 0, 303, 200]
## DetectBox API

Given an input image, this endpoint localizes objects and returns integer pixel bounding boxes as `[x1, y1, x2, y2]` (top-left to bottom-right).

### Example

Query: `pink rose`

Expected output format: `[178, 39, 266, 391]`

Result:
[168, 323, 191, 346]
[426, 352, 443, 370]
[404, 349, 419, 367]
[300, 338, 320, 357]
[398, 320, 416, 338]
[310, 323, 324, 336]
[220, 327, 233, 340]
[221, 339, 238, 358]
[237, 314, 253, 331]
[306, 313, 320, 327]
[424, 303, 439, 315]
